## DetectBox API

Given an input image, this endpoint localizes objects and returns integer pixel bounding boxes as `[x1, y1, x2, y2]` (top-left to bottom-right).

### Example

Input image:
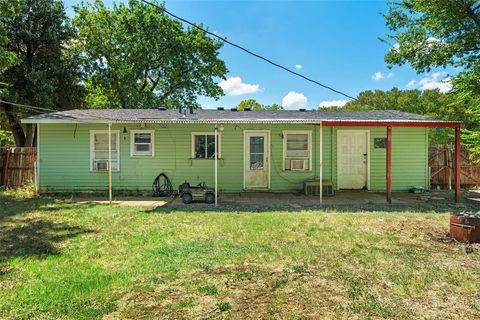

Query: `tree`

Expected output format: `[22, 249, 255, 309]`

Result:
[0, 0, 84, 146]
[74, 0, 227, 109]
[236, 99, 262, 110]
[341, 88, 468, 144]
[262, 103, 283, 110]
[383, 0, 480, 73]
[383, 0, 480, 155]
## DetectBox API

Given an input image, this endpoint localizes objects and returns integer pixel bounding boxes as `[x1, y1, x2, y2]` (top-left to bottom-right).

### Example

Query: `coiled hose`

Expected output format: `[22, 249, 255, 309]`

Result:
[152, 173, 173, 197]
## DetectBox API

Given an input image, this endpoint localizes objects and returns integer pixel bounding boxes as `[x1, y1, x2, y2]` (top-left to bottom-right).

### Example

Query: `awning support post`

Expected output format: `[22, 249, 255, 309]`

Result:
[454, 125, 461, 203]
[108, 122, 113, 206]
[214, 125, 218, 207]
[386, 126, 392, 204]
[319, 122, 323, 204]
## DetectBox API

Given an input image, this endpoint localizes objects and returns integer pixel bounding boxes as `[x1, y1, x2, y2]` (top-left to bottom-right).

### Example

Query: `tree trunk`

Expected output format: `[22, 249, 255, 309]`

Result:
[25, 123, 36, 147]
[1, 102, 27, 147]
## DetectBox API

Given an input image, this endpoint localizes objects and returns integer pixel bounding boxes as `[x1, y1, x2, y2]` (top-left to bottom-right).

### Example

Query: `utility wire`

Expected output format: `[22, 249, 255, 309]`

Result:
[0, 99, 123, 123]
[140, 0, 356, 101]
[0, 100, 60, 114]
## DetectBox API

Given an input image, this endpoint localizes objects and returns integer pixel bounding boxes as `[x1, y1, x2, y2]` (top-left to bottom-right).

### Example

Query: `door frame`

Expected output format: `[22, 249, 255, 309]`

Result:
[336, 129, 370, 190]
[243, 130, 271, 190]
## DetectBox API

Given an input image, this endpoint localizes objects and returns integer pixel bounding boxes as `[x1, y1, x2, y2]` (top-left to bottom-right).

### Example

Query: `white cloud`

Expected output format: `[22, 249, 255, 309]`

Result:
[406, 72, 452, 93]
[219, 77, 260, 96]
[282, 91, 307, 110]
[295, 64, 303, 70]
[372, 71, 393, 81]
[319, 100, 351, 108]
[406, 80, 416, 88]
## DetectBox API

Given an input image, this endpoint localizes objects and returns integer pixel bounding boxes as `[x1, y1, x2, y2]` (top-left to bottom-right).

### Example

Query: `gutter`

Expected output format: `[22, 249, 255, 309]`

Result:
[21, 118, 462, 128]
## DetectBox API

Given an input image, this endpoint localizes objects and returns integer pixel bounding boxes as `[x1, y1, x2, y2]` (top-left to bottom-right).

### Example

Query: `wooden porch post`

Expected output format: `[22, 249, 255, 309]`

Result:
[454, 125, 461, 203]
[319, 122, 323, 204]
[386, 126, 392, 204]
[214, 126, 218, 207]
[108, 123, 113, 205]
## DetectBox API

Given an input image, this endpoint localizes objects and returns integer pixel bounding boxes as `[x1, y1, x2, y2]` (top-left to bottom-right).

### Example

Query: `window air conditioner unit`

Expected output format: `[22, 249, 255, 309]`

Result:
[94, 160, 109, 171]
[290, 159, 307, 171]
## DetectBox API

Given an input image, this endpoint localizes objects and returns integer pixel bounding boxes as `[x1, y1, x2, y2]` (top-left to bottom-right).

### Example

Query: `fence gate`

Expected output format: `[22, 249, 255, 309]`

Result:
[429, 145, 480, 189]
[0, 147, 37, 188]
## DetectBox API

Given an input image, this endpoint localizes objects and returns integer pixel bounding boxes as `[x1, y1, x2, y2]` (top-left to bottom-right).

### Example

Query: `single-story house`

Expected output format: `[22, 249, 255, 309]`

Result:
[22, 108, 462, 203]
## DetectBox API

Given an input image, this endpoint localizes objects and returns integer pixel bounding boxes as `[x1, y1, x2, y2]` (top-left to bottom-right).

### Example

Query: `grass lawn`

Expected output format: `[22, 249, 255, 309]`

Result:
[1, 190, 479, 319]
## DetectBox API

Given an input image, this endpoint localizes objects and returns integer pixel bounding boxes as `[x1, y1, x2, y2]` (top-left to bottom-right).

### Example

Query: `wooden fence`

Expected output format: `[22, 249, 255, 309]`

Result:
[0, 147, 37, 188]
[429, 145, 480, 189]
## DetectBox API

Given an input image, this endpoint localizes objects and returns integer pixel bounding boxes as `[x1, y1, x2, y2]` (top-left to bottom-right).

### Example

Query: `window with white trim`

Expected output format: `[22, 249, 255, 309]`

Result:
[283, 131, 311, 171]
[131, 130, 154, 156]
[90, 130, 120, 171]
[192, 133, 221, 159]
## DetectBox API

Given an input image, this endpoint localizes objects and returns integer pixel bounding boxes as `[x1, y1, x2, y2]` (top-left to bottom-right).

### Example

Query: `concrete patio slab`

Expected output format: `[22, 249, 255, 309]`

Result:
[69, 196, 173, 209]
[65, 189, 479, 211]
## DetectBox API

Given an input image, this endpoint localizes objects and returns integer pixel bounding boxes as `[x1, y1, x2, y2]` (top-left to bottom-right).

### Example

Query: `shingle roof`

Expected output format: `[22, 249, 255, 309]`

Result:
[22, 108, 457, 125]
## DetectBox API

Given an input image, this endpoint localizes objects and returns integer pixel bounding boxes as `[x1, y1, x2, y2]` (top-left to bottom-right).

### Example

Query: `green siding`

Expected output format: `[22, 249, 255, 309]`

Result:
[38, 123, 427, 192]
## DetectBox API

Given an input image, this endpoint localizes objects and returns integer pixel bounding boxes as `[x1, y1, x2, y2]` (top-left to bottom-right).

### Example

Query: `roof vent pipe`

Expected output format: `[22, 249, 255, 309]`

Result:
[299, 108, 306, 112]
[189, 106, 194, 114]
[244, 107, 251, 111]
[217, 107, 225, 111]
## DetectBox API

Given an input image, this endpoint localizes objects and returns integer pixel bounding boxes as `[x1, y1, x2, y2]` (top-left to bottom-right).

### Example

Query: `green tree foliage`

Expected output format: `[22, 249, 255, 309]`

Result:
[235, 100, 283, 110]
[0, 0, 84, 146]
[262, 103, 283, 110]
[0, 5, 17, 72]
[236, 99, 262, 110]
[383, 0, 480, 156]
[0, 129, 14, 146]
[340, 88, 469, 145]
[74, 0, 227, 109]
[383, 0, 480, 72]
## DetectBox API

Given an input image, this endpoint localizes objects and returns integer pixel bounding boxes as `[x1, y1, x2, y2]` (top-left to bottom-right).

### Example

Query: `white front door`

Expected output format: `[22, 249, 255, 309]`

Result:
[337, 130, 369, 189]
[244, 131, 270, 189]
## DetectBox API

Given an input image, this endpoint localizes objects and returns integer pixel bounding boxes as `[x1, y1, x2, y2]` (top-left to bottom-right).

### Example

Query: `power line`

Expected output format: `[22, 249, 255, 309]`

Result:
[0, 100, 60, 114]
[0, 100, 122, 123]
[140, 0, 356, 101]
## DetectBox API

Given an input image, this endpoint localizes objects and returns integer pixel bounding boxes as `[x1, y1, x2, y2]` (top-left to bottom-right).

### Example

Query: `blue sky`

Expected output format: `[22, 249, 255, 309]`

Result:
[63, 0, 454, 109]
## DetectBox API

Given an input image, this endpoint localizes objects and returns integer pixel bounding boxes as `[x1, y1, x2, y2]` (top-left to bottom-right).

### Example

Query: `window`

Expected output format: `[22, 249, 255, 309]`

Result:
[192, 133, 221, 159]
[90, 130, 120, 171]
[283, 131, 311, 171]
[131, 130, 154, 156]
[374, 137, 387, 149]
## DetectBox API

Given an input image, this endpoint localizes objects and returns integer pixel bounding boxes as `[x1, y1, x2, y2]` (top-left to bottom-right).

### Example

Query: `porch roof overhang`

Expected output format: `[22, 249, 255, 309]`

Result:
[21, 109, 461, 128]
